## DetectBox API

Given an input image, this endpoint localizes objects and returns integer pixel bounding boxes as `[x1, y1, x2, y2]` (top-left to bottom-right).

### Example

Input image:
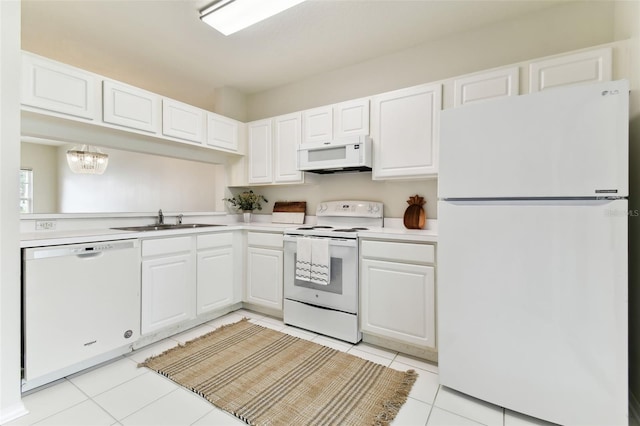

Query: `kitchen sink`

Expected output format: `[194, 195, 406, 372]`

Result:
[111, 223, 226, 232]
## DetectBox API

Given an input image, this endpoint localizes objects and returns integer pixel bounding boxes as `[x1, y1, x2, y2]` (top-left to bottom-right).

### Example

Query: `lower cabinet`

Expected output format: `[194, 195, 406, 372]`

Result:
[360, 239, 436, 348]
[197, 233, 235, 315]
[141, 236, 195, 335]
[245, 231, 283, 311]
[141, 232, 238, 336]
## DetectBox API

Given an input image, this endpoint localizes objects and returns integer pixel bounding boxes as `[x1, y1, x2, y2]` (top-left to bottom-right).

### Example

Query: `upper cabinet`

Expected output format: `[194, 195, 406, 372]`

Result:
[103, 80, 160, 133]
[20, 44, 617, 180]
[273, 112, 304, 183]
[302, 98, 369, 145]
[453, 67, 519, 107]
[334, 98, 370, 139]
[302, 106, 333, 144]
[371, 83, 441, 180]
[21, 52, 98, 120]
[247, 119, 273, 184]
[207, 112, 239, 152]
[248, 114, 304, 185]
[20, 51, 241, 155]
[529, 47, 612, 93]
[162, 98, 205, 144]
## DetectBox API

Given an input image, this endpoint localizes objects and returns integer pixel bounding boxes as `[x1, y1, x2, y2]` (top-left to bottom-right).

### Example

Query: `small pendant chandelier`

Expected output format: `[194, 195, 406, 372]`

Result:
[66, 145, 109, 175]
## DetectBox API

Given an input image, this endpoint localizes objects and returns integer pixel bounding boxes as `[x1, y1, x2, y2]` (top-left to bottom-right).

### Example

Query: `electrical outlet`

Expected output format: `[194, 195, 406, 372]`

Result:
[35, 220, 56, 231]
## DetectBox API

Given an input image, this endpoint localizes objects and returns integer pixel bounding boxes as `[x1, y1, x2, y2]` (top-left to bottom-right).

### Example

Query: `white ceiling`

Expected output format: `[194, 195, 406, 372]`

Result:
[21, 0, 565, 109]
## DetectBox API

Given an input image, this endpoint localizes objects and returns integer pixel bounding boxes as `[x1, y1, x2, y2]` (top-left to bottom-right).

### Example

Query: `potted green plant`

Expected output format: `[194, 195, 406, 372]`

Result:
[223, 190, 268, 223]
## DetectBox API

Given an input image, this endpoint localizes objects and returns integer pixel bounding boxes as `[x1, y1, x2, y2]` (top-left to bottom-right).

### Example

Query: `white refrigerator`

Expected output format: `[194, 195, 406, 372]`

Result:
[438, 80, 629, 425]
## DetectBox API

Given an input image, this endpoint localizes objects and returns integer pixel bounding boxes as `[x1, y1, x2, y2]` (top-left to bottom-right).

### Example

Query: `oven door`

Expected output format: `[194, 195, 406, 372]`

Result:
[283, 235, 358, 314]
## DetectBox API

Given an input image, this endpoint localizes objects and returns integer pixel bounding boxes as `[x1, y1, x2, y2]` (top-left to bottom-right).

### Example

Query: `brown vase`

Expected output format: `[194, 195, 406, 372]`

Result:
[403, 195, 426, 229]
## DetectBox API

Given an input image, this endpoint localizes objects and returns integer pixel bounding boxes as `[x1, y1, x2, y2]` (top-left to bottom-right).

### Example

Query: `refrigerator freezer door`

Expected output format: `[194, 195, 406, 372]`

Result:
[439, 80, 628, 199]
[438, 199, 628, 425]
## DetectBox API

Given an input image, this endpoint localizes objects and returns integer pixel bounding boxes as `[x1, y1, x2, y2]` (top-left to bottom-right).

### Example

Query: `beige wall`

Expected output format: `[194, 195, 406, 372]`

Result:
[235, 174, 438, 220]
[55, 146, 224, 213]
[214, 86, 248, 122]
[21, 142, 226, 214]
[246, 1, 616, 120]
[241, 0, 620, 220]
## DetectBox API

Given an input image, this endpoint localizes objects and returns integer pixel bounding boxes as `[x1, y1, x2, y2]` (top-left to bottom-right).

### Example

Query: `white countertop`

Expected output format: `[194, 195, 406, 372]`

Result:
[20, 218, 437, 248]
[358, 227, 438, 243]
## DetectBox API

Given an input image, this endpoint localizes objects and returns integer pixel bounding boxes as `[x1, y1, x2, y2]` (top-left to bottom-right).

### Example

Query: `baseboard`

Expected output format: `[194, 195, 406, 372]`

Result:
[630, 392, 640, 425]
[0, 401, 29, 424]
[362, 333, 438, 363]
[241, 302, 283, 320]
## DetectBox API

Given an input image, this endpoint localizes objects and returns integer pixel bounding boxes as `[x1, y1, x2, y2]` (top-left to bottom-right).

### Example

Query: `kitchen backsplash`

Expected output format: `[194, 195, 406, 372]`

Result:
[234, 172, 438, 219]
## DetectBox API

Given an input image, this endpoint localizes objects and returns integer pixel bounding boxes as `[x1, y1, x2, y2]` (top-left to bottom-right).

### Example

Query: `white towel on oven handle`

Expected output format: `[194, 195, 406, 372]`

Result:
[310, 238, 330, 285]
[295, 237, 312, 282]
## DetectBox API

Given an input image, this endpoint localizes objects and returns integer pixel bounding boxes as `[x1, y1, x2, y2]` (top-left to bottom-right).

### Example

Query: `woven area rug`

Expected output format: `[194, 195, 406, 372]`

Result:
[140, 319, 417, 425]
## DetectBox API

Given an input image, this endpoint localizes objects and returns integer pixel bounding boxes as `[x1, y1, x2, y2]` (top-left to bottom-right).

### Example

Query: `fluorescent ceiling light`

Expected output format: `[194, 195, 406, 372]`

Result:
[200, 0, 307, 36]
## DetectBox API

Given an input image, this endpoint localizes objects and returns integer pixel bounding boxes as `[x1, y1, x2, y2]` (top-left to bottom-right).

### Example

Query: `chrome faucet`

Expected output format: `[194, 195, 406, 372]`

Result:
[157, 209, 164, 225]
[176, 214, 183, 225]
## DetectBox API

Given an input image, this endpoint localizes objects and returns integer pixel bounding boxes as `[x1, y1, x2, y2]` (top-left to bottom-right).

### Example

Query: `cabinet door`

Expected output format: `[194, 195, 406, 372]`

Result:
[371, 83, 441, 179]
[141, 253, 195, 334]
[103, 80, 160, 133]
[162, 99, 205, 143]
[302, 105, 333, 144]
[207, 112, 239, 152]
[361, 258, 435, 348]
[248, 119, 273, 184]
[453, 67, 519, 107]
[274, 112, 303, 183]
[246, 247, 283, 310]
[197, 247, 234, 315]
[529, 47, 612, 93]
[21, 52, 97, 120]
[334, 98, 369, 138]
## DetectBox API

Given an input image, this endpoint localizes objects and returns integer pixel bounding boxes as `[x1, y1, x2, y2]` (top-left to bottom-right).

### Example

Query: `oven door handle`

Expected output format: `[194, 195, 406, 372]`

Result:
[283, 235, 358, 247]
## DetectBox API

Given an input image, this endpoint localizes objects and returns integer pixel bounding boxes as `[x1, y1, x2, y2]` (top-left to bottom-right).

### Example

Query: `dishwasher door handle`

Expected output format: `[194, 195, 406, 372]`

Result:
[76, 251, 104, 259]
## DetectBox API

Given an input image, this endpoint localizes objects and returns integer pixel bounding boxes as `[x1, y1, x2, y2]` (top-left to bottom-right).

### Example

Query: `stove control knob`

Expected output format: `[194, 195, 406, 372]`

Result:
[318, 203, 327, 213]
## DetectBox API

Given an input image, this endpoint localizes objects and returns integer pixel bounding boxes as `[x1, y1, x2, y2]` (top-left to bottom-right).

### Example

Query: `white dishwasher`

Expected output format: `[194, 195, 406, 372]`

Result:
[22, 239, 141, 391]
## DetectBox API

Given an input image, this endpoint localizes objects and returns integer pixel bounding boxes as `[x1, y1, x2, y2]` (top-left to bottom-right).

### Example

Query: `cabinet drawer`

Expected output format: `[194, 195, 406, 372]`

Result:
[247, 232, 283, 249]
[197, 232, 233, 250]
[143, 236, 192, 257]
[361, 240, 435, 264]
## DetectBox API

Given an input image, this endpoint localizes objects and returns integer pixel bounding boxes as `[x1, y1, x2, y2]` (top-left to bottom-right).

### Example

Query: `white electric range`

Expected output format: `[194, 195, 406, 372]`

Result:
[282, 200, 383, 343]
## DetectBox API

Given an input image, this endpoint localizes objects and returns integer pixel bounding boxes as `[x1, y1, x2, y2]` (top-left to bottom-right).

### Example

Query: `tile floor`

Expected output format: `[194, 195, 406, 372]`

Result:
[5, 309, 561, 426]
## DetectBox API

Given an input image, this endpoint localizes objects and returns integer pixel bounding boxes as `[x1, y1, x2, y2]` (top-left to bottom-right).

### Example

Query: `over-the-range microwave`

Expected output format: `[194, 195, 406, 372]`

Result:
[297, 136, 372, 174]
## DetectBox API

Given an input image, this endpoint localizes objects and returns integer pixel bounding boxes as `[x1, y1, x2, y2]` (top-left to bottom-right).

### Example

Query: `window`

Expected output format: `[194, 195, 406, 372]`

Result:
[20, 169, 33, 214]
